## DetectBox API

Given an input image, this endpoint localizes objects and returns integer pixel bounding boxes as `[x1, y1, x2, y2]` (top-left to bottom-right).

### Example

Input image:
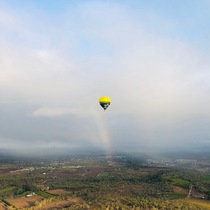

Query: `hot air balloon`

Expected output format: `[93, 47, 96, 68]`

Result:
[99, 96, 111, 110]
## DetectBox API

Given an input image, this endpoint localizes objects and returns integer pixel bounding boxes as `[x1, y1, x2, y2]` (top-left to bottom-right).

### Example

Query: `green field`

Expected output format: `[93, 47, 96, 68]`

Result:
[36, 191, 54, 198]
[97, 173, 109, 177]
[164, 176, 190, 189]
[0, 186, 17, 196]
[202, 175, 210, 181]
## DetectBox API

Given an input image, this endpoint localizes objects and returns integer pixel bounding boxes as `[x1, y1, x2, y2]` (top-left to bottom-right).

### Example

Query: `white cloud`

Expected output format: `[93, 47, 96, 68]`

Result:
[0, 1, 210, 152]
[31, 106, 93, 118]
[32, 107, 75, 117]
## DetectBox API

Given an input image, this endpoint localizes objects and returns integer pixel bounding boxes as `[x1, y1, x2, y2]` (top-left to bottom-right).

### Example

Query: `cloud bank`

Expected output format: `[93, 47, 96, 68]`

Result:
[0, 0, 210, 154]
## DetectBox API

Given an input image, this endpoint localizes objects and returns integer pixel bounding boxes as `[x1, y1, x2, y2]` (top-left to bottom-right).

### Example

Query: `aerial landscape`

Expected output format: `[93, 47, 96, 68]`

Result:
[0, 0, 210, 209]
[1, 151, 210, 209]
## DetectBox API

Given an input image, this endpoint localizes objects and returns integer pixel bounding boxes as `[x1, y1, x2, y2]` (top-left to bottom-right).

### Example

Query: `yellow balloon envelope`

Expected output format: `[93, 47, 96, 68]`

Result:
[99, 96, 111, 110]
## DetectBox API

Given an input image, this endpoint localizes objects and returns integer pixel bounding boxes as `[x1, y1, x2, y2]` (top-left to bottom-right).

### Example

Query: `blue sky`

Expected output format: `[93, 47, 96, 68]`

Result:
[0, 0, 210, 155]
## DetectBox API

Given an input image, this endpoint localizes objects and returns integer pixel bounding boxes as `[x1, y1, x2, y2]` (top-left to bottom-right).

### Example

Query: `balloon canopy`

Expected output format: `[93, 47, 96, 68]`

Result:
[99, 96, 111, 110]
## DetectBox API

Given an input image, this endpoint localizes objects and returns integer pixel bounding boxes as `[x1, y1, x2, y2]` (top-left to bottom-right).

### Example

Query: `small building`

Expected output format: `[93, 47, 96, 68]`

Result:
[26, 192, 35, 197]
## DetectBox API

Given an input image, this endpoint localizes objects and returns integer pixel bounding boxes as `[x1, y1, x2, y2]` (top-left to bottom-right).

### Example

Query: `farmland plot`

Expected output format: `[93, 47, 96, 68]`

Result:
[0, 202, 7, 210]
[6, 195, 44, 209]
[47, 189, 70, 195]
